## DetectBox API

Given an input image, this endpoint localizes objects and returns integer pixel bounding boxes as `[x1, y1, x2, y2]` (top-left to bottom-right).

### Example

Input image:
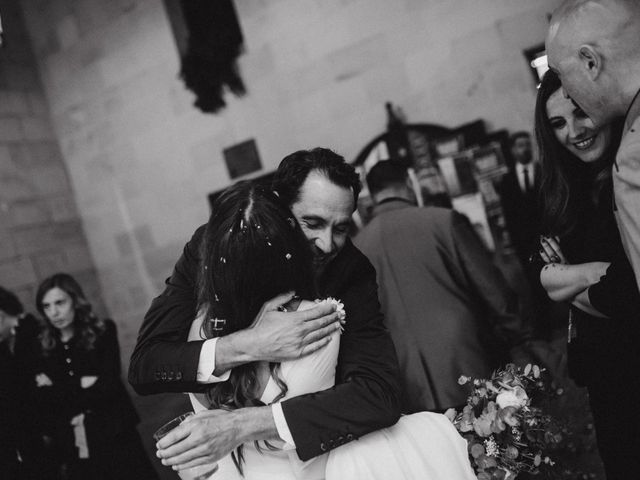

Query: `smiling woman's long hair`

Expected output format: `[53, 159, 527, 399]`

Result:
[197, 180, 317, 472]
[35, 273, 105, 355]
[535, 70, 622, 238]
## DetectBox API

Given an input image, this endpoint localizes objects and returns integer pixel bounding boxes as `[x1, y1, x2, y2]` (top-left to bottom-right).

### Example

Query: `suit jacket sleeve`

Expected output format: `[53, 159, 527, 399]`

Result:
[128, 225, 208, 394]
[451, 211, 533, 347]
[281, 243, 401, 461]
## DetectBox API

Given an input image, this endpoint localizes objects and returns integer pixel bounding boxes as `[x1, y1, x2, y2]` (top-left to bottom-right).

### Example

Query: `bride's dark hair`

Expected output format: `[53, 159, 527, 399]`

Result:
[197, 180, 317, 471]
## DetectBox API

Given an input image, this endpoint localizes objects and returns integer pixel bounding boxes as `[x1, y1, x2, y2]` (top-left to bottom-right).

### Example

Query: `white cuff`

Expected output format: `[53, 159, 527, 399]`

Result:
[196, 338, 231, 383]
[271, 403, 296, 450]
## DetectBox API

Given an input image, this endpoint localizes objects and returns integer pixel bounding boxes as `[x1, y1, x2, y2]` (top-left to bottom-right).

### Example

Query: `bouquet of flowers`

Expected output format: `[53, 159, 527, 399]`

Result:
[445, 364, 563, 480]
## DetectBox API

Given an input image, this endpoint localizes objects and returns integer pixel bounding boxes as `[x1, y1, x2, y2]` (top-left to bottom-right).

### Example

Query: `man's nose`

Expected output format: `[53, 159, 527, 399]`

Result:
[314, 230, 334, 254]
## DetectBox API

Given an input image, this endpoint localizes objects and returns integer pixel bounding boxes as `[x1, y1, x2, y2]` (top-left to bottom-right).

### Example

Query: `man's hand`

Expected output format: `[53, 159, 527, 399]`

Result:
[214, 292, 341, 373]
[156, 407, 277, 471]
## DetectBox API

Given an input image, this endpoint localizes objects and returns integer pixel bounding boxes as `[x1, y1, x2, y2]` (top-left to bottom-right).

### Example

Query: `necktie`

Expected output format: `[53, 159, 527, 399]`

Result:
[523, 166, 531, 193]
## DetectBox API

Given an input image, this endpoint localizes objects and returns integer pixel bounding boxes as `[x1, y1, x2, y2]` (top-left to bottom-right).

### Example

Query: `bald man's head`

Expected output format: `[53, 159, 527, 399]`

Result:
[546, 0, 640, 126]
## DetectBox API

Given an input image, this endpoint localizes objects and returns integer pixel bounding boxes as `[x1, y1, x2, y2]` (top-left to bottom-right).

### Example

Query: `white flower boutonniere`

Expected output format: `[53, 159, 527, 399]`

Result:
[325, 297, 346, 331]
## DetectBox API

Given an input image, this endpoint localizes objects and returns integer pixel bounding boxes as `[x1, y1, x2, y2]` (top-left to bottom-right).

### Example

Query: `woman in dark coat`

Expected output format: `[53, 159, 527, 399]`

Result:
[33, 273, 158, 480]
[533, 70, 640, 479]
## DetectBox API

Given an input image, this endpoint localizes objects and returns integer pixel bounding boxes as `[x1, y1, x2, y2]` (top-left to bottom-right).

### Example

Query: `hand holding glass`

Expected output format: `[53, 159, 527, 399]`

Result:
[154, 412, 218, 480]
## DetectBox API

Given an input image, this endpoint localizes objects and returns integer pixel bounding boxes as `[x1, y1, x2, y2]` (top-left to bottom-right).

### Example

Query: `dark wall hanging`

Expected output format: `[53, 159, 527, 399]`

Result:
[165, 0, 247, 113]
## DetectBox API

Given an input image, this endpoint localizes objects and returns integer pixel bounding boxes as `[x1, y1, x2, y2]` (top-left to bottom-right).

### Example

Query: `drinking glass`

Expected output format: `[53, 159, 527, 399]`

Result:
[154, 412, 218, 480]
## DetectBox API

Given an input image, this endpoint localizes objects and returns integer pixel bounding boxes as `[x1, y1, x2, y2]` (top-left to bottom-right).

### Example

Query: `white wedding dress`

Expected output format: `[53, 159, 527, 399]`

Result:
[187, 301, 475, 480]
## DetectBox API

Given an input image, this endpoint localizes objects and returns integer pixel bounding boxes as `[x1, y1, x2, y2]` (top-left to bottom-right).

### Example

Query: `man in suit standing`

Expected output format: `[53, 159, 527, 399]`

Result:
[498, 132, 542, 268]
[497, 132, 557, 339]
[354, 161, 535, 413]
[129, 148, 400, 470]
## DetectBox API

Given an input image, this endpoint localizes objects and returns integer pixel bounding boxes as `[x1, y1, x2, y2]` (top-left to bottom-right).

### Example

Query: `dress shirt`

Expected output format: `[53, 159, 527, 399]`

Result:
[515, 162, 534, 193]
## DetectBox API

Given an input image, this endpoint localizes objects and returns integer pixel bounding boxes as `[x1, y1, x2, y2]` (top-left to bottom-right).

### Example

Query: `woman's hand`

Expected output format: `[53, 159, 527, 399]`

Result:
[539, 236, 568, 264]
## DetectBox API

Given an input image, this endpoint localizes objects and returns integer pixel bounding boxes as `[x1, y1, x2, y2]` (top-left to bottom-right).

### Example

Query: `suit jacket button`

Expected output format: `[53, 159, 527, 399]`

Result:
[155, 371, 162, 380]
[346, 433, 354, 441]
[328, 439, 335, 448]
[161, 372, 167, 380]
[176, 372, 182, 380]
[337, 436, 344, 444]
[320, 442, 327, 452]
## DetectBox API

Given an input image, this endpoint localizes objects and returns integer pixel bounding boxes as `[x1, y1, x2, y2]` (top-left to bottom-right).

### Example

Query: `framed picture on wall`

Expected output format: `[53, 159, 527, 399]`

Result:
[223, 139, 262, 179]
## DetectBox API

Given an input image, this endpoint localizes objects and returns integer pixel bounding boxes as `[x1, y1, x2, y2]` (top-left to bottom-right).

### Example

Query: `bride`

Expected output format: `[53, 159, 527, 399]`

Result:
[187, 181, 475, 479]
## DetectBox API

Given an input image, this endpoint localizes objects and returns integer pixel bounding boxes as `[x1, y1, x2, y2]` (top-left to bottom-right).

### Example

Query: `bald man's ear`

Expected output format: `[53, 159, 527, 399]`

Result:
[578, 45, 601, 80]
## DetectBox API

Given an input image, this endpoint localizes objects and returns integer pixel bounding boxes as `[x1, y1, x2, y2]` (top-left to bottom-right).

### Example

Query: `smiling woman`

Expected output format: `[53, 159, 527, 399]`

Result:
[534, 69, 640, 478]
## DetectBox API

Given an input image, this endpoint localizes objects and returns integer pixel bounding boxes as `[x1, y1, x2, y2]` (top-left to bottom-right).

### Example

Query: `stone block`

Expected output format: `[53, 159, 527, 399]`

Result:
[0, 91, 31, 115]
[26, 92, 50, 117]
[10, 200, 51, 227]
[0, 229, 17, 261]
[21, 117, 55, 141]
[0, 118, 23, 142]
[63, 242, 95, 271]
[31, 164, 71, 196]
[0, 256, 38, 289]
[33, 251, 67, 278]
[328, 34, 389, 82]
[12, 225, 55, 255]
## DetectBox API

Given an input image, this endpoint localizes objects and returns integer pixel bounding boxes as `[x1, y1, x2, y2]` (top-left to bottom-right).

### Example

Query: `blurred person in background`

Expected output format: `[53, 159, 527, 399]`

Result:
[0, 286, 53, 479]
[32, 273, 158, 480]
[534, 69, 640, 478]
[354, 160, 539, 414]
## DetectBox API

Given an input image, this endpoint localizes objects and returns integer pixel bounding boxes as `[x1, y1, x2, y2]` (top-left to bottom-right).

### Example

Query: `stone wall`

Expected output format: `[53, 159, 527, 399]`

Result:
[0, 0, 104, 316]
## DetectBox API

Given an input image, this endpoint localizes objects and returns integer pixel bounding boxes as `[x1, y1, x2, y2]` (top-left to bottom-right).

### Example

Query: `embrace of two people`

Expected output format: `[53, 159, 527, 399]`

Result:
[128, 148, 475, 479]
[126, 0, 640, 478]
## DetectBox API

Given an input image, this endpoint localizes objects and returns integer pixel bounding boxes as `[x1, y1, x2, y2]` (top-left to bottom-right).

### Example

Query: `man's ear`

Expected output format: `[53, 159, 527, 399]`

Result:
[578, 45, 601, 80]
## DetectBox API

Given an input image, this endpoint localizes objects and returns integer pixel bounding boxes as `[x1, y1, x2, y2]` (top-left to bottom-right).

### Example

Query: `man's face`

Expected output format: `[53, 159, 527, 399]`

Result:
[546, 32, 609, 127]
[290, 171, 355, 272]
[511, 136, 532, 165]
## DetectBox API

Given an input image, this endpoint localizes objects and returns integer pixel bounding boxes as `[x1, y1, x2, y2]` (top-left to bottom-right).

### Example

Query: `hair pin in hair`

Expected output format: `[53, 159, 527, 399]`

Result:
[210, 318, 226, 331]
[220, 256, 226, 263]
[285, 253, 292, 260]
[267, 241, 272, 247]
[214, 293, 220, 302]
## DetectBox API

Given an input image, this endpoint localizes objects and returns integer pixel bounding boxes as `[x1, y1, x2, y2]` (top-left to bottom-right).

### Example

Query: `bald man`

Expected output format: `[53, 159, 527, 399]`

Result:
[546, 4, 640, 477]
[546, 0, 640, 295]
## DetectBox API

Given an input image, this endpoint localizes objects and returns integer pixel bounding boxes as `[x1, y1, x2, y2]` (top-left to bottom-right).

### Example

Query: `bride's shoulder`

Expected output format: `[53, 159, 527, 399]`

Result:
[297, 299, 317, 312]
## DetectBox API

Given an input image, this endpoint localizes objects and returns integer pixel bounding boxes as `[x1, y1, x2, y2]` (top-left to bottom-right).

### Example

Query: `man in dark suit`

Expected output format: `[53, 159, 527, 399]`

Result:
[498, 131, 542, 268]
[354, 161, 535, 413]
[129, 148, 400, 469]
[497, 132, 556, 339]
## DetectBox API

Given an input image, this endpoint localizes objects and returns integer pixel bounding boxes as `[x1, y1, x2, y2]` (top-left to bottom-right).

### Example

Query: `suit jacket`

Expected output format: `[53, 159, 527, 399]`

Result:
[128, 226, 401, 460]
[35, 319, 140, 460]
[354, 200, 532, 412]
[498, 163, 543, 264]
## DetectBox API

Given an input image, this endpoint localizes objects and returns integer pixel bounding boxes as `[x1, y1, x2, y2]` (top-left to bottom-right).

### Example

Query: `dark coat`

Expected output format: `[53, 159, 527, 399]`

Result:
[128, 226, 401, 460]
[498, 163, 543, 265]
[354, 200, 533, 412]
[34, 319, 155, 479]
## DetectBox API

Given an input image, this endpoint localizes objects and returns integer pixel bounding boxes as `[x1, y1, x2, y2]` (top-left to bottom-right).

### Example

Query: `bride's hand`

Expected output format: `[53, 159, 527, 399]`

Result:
[246, 291, 342, 362]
